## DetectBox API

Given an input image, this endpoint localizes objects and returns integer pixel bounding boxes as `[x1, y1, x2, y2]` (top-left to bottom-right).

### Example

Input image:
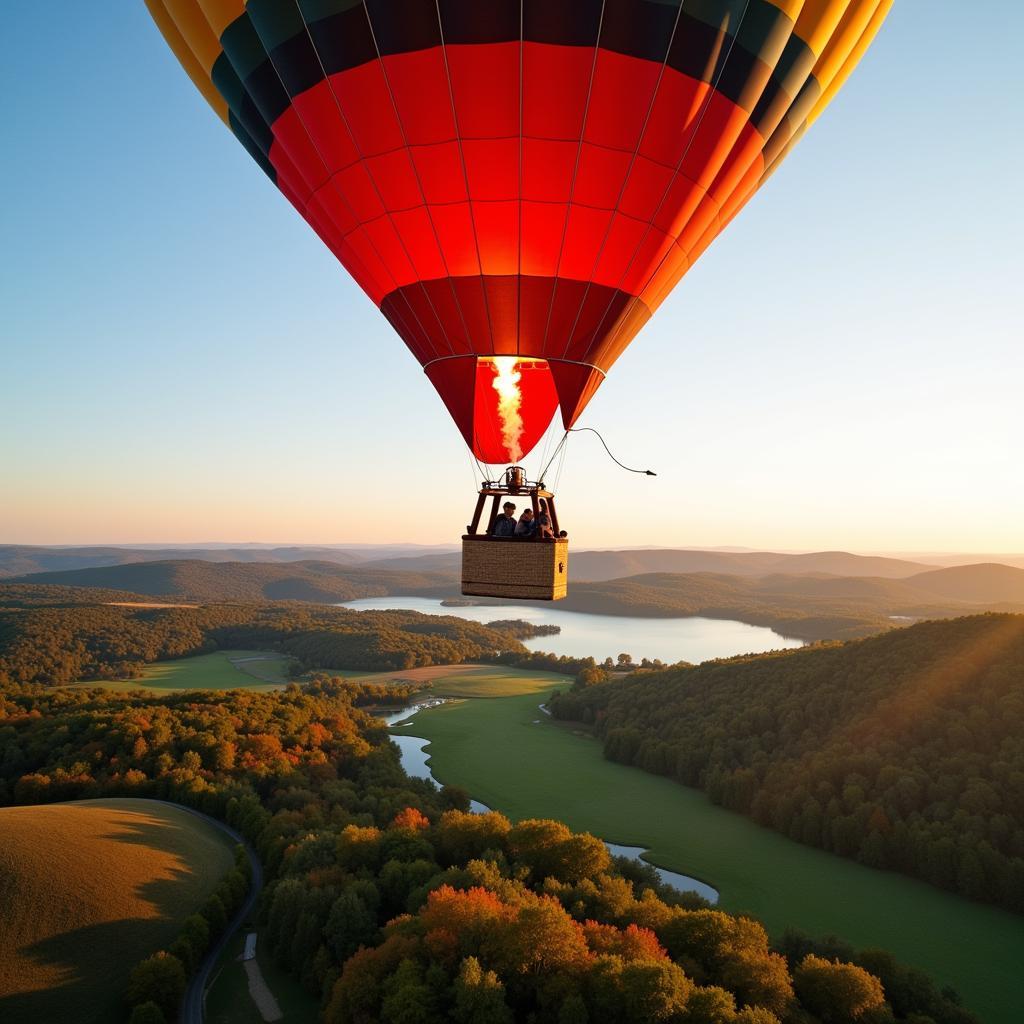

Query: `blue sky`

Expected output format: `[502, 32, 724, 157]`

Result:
[2, 3, 1021, 551]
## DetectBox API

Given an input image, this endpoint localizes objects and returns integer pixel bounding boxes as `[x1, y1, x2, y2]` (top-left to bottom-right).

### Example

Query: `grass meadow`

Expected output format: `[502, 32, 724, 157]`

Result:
[0, 798, 235, 1024]
[345, 663, 569, 697]
[76, 655, 567, 699]
[408, 689, 1024, 1024]
[75, 650, 291, 692]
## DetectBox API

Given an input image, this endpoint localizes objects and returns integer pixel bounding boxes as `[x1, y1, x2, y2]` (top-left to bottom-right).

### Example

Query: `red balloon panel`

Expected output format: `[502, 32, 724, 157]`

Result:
[426, 358, 560, 466]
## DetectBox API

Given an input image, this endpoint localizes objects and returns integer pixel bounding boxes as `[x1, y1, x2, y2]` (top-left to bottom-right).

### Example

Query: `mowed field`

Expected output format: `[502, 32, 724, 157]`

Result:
[344, 663, 569, 697]
[0, 799, 236, 1024]
[76, 650, 291, 692]
[408, 691, 1024, 1024]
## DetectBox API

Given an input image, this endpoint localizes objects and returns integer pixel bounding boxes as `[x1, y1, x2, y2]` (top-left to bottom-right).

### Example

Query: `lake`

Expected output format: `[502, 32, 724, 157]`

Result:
[341, 596, 803, 663]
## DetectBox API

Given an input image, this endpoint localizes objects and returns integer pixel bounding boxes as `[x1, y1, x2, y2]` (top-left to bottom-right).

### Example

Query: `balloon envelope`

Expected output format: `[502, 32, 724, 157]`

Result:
[148, 0, 891, 462]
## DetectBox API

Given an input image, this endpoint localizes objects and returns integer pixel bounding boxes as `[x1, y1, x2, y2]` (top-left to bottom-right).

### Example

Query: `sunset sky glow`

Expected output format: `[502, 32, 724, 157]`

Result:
[2, 3, 1021, 552]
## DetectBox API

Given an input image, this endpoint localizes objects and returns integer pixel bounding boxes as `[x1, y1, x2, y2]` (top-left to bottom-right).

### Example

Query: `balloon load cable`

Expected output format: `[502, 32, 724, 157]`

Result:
[539, 427, 656, 482]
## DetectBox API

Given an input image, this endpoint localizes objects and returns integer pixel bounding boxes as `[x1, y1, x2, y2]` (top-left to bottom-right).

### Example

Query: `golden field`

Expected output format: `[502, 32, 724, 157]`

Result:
[0, 798, 235, 1023]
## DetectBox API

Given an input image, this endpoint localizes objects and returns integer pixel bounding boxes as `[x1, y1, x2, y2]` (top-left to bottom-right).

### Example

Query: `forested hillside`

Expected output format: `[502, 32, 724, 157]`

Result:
[0, 544, 458, 577]
[556, 570, 1021, 640]
[552, 615, 1024, 912]
[19, 555, 1024, 644]
[0, 588, 545, 686]
[574, 550, 936, 580]
[906, 564, 1024, 604]
[0, 679, 977, 1024]
[10, 558, 453, 602]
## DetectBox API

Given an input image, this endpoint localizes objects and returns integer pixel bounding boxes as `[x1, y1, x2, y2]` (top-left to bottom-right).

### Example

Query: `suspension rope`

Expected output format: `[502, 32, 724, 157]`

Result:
[566, 427, 656, 476]
[552, 430, 569, 493]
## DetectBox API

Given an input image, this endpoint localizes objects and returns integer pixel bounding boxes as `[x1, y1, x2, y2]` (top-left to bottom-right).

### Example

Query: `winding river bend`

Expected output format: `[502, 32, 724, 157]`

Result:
[358, 597, 801, 904]
[383, 704, 719, 903]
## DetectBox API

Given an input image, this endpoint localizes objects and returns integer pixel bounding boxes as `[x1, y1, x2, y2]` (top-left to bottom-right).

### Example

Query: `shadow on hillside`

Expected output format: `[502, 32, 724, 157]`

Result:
[1, 810, 221, 1024]
[1, 917, 181, 1024]
[98, 810, 223, 918]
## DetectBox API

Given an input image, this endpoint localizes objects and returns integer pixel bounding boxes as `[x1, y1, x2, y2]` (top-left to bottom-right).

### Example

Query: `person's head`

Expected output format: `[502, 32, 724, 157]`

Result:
[503, 502, 516, 514]
[521, 509, 534, 519]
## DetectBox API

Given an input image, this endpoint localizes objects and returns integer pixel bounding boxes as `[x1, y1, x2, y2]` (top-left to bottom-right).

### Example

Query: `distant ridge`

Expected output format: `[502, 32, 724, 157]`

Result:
[11, 556, 1024, 643]
[568, 549, 936, 580]
[355, 548, 937, 580]
[9, 559, 453, 603]
[0, 544, 458, 578]
[903, 563, 1024, 604]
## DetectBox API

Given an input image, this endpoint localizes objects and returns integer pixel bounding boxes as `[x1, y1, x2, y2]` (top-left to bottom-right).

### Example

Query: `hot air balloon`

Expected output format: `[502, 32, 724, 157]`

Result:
[146, 0, 891, 599]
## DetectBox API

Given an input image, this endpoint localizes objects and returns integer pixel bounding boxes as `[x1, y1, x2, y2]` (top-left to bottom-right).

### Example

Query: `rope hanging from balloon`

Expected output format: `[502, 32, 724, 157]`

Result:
[539, 427, 656, 483]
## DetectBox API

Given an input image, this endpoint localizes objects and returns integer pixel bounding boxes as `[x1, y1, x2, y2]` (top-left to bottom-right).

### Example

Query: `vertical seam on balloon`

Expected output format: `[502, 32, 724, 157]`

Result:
[170, 1, 416, 327]
[537, 0, 608, 361]
[280, 0, 451, 364]
[517, 0, 524, 358]
[433, 0, 499, 358]
[359, 2, 475, 360]
[224, 19, 402, 296]
[583, 0, 756, 372]
[806, 0, 890, 127]
[211, 5, 431, 352]
[764, 0, 882, 177]
[584, 2, 778, 360]
[556, 0, 689, 363]
[757, 0, 884, 191]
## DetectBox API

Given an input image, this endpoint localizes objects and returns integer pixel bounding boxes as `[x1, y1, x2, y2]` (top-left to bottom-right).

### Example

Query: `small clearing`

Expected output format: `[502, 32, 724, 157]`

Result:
[340, 663, 569, 698]
[243, 960, 282, 1023]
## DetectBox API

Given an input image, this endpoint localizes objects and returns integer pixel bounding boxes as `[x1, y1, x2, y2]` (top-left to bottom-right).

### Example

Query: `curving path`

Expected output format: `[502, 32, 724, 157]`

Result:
[160, 803, 263, 1024]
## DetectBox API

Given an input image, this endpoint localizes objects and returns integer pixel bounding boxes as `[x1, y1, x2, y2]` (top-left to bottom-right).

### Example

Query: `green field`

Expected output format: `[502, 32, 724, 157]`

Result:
[0, 798, 235, 1024]
[344, 663, 569, 698]
[76, 650, 291, 692]
[409, 690, 1024, 1024]
[74, 655, 564, 698]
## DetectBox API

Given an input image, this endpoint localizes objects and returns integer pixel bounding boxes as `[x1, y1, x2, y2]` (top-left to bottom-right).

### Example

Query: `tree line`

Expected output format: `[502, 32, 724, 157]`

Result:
[550, 614, 1024, 913]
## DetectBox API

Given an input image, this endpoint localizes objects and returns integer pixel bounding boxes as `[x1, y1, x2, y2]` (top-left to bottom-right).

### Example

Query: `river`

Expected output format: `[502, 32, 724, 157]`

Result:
[381, 703, 719, 903]
[342, 596, 802, 663]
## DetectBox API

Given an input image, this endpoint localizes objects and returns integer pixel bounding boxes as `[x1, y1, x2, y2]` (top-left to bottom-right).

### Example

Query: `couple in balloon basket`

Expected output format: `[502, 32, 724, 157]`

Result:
[491, 501, 558, 541]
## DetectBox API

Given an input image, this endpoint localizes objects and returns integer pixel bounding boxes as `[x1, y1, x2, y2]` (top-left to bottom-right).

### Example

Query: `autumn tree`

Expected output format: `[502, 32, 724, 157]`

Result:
[793, 955, 886, 1023]
[452, 956, 514, 1024]
[124, 951, 186, 1017]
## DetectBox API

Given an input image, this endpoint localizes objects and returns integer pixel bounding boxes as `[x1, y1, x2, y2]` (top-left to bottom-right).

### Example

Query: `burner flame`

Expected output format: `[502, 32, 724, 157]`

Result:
[491, 357, 524, 464]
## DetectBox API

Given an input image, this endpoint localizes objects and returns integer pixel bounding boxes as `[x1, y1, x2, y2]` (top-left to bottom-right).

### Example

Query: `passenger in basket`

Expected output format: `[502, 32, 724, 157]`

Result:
[515, 508, 537, 537]
[490, 501, 518, 537]
[535, 509, 555, 540]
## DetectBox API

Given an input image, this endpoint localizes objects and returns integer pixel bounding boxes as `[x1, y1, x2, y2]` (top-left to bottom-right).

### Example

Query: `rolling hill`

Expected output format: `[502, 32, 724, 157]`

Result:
[554, 572, 952, 639]
[488, 568, 1023, 639]
[12, 556, 1024, 642]
[10, 559, 454, 603]
[361, 547, 936, 580]
[0, 799, 235, 1024]
[0, 544, 459, 578]
[903, 563, 1024, 604]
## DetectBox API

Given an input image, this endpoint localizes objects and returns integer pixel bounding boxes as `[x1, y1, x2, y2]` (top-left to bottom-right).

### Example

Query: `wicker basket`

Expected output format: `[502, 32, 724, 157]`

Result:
[461, 537, 569, 601]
